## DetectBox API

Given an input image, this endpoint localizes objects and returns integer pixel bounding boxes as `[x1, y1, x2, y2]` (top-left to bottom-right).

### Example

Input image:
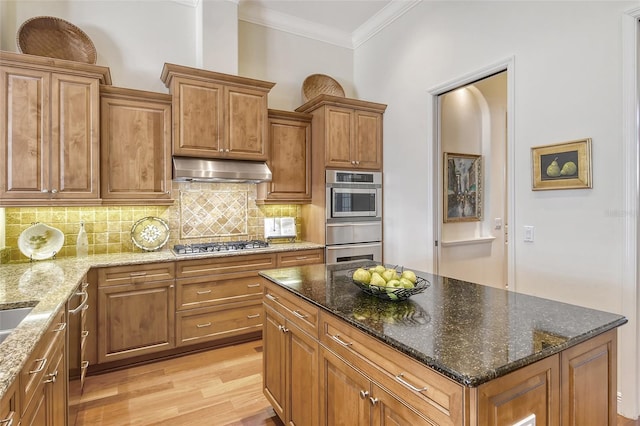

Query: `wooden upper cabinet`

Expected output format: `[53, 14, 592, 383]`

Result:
[257, 109, 313, 204]
[296, 94, 386, 171]
[100, 86, 173, 205]
[160, 63, 274, 161]
[0, 51, 111, 206]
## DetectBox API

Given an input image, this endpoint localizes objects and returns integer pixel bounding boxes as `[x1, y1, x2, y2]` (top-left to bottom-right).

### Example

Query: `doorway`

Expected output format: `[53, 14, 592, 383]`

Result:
[433, 67, 512, 289]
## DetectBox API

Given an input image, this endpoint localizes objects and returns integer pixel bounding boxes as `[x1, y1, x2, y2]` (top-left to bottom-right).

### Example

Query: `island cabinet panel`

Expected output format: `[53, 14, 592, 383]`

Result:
[263, 297, 319, 426]
[161, 63, 274, 161]
[319, 311, 463, 426]
[96, 263, 176, 363]
[100, 86, 173, 204]
[560, 329, 617, 426]
[476, 354, 560, 426]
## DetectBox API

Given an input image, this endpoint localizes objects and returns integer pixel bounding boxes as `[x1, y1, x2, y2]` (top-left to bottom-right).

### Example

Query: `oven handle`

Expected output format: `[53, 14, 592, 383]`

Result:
[326, 243, 381, 251]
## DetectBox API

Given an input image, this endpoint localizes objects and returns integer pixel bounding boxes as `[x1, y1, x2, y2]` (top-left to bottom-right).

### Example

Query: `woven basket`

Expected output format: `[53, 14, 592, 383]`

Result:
[17, 16, 97, 64]
[301, 74, 345, 102]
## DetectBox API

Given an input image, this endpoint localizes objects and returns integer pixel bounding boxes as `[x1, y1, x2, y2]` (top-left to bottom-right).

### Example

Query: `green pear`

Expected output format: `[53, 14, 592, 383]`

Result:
[560, 161, 577, 176]
[385, 279, 402, 291]
[399, 277, 415, 289]
[546, 158, 561, 177]
[373, 264, 386, 274]
[401, 270, 417, 283]
[370, 272, 386, 287]
[381, 269, 398, 282]
[352, 268, 371, 284]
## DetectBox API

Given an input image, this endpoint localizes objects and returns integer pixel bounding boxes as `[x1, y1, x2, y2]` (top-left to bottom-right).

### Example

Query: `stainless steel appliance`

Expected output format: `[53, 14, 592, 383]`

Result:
[172, 239, 270, 255]
[325, 170, 382, 264]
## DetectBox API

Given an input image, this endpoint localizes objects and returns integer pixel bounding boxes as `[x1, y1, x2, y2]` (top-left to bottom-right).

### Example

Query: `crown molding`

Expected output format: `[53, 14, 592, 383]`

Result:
[352, 0, 421, 48]
[239, 0, 420, 49]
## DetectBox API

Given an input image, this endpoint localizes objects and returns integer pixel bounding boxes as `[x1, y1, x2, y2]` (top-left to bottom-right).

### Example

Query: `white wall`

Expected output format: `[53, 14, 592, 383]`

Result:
[353, 0, 637, 417]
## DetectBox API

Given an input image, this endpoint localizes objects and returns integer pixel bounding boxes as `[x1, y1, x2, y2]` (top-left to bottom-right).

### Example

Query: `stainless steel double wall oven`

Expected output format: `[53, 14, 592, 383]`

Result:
[325, 170, 382, 264]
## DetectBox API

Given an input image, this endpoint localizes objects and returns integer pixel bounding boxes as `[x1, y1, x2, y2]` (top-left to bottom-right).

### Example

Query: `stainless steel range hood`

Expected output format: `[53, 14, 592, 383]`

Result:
[172, 156, 272, 183]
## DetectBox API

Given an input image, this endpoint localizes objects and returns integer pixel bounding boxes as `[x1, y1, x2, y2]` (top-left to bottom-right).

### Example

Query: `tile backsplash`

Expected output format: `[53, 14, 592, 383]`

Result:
[2, 182, 301, 262]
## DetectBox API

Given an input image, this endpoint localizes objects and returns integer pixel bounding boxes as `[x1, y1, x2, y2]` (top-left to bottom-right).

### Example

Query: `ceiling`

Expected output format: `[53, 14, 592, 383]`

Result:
[237, 0, 421, 49]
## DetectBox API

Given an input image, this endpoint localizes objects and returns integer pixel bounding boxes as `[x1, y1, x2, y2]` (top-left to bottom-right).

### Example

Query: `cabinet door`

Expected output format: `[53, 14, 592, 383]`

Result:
[262, 114, 311, 202]
[354, 110, 383, 170]
[324, 106, 354, 168]
[371, 384, 435, 426]
[98, 280, 175, 363]
[51, 73, 100, 199]
[226, 86, 268, 160]
[46, 337, 67, 426]
[319, 346, 370, 426]
[172, 76, 223, 157]
[0, 66, 51, 200]
[100, 89, 172, 203]
[263, 306, 287, 422]
[288, 322, 319, 426]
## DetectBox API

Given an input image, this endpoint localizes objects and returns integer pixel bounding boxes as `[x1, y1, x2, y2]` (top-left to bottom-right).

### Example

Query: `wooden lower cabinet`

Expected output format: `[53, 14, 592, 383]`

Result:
[263, 283, 620, 426]
[0, 379, 17, 426]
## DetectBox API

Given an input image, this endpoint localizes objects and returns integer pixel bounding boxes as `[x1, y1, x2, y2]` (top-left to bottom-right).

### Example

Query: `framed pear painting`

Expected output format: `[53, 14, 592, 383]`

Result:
[531, 138, 592, 190]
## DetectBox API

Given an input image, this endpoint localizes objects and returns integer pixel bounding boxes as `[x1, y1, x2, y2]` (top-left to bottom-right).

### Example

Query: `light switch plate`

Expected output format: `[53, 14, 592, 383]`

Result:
[524, 225, 535, 242]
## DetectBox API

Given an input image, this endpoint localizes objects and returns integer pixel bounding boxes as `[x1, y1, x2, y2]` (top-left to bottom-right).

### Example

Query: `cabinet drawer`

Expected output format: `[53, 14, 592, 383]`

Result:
[98, 262, 175, 287]
[176, 302, 263, 346]
[176, 253, 276, 278]
[320, 311, 464, 426]
[20, 308, 66, 416]
[176, 273, 263, 310]
[0, 379, 17, 426]
[277, 249, 324, 267]
[263, 281, 318, 338]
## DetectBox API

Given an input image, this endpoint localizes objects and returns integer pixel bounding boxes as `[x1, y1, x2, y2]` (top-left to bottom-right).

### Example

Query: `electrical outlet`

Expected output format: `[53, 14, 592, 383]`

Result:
[512, 413, 536, 426]
[524, 225, 535, 242]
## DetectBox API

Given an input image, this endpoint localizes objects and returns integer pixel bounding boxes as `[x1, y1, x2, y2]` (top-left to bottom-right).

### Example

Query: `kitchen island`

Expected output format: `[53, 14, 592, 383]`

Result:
[259, 261, 628, 426]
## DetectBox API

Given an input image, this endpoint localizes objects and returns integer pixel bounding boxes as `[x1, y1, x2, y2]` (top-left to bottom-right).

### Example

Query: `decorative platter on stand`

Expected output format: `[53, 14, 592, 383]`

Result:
[18, 223, 64, 260]
[131, 216, 170, 252]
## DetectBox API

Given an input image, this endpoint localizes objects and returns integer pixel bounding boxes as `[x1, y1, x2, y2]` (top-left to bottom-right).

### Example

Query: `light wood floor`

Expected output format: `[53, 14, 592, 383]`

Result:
[73, 340, 638, 426]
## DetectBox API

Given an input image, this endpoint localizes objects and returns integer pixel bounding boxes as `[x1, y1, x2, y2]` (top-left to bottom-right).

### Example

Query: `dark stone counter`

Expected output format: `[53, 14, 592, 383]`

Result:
[259, 261, 627, 387]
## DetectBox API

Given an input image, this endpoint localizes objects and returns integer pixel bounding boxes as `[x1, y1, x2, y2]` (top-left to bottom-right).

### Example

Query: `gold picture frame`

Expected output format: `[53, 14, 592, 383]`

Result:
[531, 138, 592, 190]
[443, 152, 482, 222]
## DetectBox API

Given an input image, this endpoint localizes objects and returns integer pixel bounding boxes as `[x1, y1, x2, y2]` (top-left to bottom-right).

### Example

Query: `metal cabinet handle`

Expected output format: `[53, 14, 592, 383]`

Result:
[196, 289, 212, 295]
[395, 373, 428, 392]
[247, 283, 261, 288]
[295, 256, 308, 260]
[369, 397, 378, 406]
[44, 370, 58, 384]
[51, 189, 58, 194]
[265, 293, 278, 301]
[292, 310, 307, 319]
[129, 272, 147, 277]
[70, 289, 89, 314]
[247, 314, 260, 319]
[0, 410, 14, 426]
[29, 358, 47, 374]
[53, 322, 66, 332]
[359, 390, 369, 399]
[81, 330, 89, 338]
[330, 334, 352, 347]
[196, 322, 212, 328]
[278, 324, 289, 333]
[80, 361, 89, 369]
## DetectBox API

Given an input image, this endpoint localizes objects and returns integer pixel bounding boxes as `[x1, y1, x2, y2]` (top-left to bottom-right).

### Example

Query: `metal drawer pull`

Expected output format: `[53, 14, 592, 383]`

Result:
[247, 314, 260, 319]
[82, 304, 89, 311]
[395, 373, 428, 392]
[129, 272, 147, 277]
[265, 293, 278, 301]
[359, 390, 369, 399]
[29, 358, 47, 374]
[278, 325, 289, 333]
[196, 322, 212, 328]
[53, 322, 67, 332]
[44, 370, 58, 384]
[0, 411, 14, 426]
[81, 282, 89, 290]
[196, 290, 212, 295]
[81, 330, 89, 338]
[369, 397, 379, 406]
[70, 290, 89, 314]
[295, 256, 308, 260]
[292, 310, 308, 319]
[330, 334, 353, 347]
[81, 361, 89, 369]
[247, 283, 261, 288]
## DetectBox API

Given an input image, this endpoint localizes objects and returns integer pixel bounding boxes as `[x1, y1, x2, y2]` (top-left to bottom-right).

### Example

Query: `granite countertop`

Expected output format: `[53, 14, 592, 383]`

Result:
[259, 261, 628, 387]
[0, 241, 323, 401]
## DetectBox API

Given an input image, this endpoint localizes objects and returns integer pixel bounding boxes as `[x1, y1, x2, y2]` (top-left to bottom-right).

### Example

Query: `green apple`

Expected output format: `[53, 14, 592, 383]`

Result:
[401, 270, 417, 283]
[399, 277, 415, 289]
[352, 268, 371, 284]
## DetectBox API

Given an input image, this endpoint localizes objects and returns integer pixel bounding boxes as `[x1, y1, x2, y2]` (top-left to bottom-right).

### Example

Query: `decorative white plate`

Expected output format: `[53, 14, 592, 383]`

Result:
[18, 223, 64, 260]
[131, 216, 170, 251]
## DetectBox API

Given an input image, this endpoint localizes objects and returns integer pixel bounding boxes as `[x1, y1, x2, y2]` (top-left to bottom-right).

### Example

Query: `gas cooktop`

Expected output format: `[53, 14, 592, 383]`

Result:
[172, 240, 270, 255]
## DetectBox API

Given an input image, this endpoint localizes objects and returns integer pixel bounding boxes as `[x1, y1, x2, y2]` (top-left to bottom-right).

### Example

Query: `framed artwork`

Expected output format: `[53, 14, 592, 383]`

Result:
[531, 138, 592, 190]
[444, 152, 482, 223]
